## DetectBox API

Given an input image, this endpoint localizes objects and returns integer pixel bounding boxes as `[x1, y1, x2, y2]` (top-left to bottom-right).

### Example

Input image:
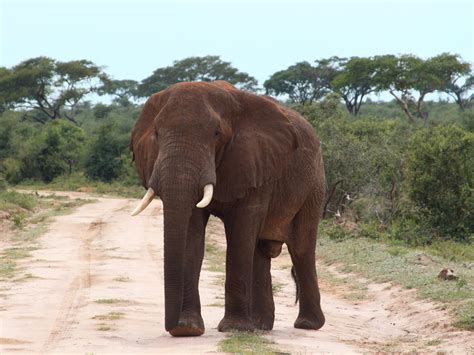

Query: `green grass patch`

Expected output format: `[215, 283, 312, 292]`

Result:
[318, 269, 369, 301]
[205, 238, 226, 274]
[96, 324, 113, 331]
[317, 228, 474, 330]
[0, 260, 16, 279]
[92, 311, 125, 321]
[453, 300, 474, 330]
[95, 298, 128, 304]
[1, 247, 35, 260]
[219, 331, 276, 354]
[271, 282, 285, 295]
[113, 276, 130, 282]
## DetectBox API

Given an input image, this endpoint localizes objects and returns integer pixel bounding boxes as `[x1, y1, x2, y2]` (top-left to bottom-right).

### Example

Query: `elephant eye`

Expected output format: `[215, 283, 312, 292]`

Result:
[214, 130, 221, 138]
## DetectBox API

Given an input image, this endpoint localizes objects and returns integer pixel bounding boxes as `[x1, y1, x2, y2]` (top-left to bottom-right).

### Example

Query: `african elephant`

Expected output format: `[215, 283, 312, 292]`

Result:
[130, 81, 325, 337]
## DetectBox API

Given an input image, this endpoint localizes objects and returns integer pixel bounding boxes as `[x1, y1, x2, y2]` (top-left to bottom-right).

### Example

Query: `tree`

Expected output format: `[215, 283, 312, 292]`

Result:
[330, 56, 377, 116]
[436, 54, 473, 111]
[0, 57, 108, 124]
[372, 54, 468, 122]
[100, 79, 138, 106]
[137, 55, 257, 96]
[85, 122, 124, 182]
[264, 61, 334, 104]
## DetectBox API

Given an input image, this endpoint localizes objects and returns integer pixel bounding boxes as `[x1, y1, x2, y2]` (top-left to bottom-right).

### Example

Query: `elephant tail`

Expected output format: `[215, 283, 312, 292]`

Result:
[291, 266, 300, 305]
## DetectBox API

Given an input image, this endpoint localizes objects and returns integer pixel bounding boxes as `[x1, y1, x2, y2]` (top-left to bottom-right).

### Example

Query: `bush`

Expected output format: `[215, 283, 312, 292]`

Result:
[405, 124, 474, 241]
[85, 122, 124, 182]
[1, 158, 23, 184]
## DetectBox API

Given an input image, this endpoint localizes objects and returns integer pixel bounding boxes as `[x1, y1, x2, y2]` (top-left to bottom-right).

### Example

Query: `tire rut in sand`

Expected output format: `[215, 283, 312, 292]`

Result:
[41, 217, 106, 352]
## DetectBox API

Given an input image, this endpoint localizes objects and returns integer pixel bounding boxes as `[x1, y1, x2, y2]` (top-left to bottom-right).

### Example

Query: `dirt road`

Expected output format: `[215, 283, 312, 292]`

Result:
[1, 192, 472, 353]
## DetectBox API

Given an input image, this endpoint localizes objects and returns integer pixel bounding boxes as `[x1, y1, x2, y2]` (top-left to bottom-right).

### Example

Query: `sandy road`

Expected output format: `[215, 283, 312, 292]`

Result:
[1, 191, 472, 354]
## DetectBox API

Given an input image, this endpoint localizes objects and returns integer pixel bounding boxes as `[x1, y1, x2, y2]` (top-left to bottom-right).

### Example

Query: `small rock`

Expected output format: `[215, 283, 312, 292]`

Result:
[437, 268, 458, 281]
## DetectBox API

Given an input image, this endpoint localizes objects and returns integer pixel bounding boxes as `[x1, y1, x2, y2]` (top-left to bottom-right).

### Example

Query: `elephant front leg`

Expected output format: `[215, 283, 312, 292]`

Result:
[218, 210, 264, 332]
[169, 209, 209, 337]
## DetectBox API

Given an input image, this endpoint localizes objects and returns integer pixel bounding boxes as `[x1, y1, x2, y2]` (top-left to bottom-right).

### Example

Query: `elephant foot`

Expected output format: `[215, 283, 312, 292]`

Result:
[252, 310, 274, 331]
[218, 316, 255, 332]
[294, 312, 325, 330]
[253, 317, 274, 331]
[169, 312, 205, 337]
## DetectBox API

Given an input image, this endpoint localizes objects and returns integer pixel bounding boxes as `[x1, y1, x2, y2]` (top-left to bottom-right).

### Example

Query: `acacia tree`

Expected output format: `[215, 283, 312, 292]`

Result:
[0, 57, 107, 124]
[100, 79, 138, 106]
[436, 54, 473, 111]
[137, 55, 257, 96]
[264, 61, 334, 104]
[373, 54, 470, 122]
[330, 56, 377, 116]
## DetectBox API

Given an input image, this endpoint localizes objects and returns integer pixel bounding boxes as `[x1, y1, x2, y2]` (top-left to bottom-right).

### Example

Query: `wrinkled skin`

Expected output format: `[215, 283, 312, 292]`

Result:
[130, 81, 325, 336]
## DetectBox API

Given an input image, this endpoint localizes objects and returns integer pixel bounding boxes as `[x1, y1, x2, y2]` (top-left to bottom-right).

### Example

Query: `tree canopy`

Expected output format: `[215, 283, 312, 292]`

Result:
[264, 61, 334, 105]
[0, 57, 108, 124]
[137, 55, 258, 97]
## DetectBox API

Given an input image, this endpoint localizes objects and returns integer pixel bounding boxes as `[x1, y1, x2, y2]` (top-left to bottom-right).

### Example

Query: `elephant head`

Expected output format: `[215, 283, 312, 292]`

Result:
[130, 81, 298, 332]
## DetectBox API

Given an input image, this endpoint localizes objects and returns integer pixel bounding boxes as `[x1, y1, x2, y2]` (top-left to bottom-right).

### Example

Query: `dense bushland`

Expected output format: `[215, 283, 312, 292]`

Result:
[0, 54, 472, 245]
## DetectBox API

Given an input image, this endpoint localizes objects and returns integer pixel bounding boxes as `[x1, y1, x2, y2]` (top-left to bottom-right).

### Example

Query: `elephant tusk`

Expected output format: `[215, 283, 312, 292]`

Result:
[196, 184, 213, 208]
[131, 188, 156, 216]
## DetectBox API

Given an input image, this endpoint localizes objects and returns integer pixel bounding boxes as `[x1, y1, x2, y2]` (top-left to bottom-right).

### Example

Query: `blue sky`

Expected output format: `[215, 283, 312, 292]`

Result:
[1, 0, 473, 87]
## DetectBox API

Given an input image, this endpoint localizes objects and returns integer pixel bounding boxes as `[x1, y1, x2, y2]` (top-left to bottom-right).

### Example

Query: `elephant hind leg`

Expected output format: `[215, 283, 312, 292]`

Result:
[287, 194, 325, 330]
[251, 245, 275, 330]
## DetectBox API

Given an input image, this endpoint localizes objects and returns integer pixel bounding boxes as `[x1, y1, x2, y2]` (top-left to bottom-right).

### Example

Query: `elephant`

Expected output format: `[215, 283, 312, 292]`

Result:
[130, 80, 325, 337]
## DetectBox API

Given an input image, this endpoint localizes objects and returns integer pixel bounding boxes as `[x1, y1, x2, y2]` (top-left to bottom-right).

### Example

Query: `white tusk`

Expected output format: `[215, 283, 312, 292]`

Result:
[196, 184, 213, 208]
[131, 188, 156, 216]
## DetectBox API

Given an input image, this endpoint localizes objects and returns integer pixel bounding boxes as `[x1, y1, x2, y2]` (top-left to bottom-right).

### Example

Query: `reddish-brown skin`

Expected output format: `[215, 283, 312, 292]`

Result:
[130, 81, 325, 336]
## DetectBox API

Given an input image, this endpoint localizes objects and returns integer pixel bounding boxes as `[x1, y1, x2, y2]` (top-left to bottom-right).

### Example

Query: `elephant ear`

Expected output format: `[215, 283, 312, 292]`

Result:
[130, 91, 167, 188]
[214, 92, 299, 202]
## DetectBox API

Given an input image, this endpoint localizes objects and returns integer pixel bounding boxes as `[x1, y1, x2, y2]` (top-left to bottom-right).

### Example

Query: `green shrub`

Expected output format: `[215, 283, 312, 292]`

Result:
[390, 218, 433, 245]
[85, 122, 125, 182]
[405, 124, 473, 241]
[321, 222, 355, 241]
[0, 158, 23, 184]
[0, 190, 37, 210]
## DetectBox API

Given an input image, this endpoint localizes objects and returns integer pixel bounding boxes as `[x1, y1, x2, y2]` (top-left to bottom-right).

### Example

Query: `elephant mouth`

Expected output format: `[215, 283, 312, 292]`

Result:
[131, 184, 214, 216]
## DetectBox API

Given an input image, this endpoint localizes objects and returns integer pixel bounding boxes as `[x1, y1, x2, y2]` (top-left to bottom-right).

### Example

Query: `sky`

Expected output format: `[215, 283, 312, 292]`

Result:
[1, 0, 473, 88]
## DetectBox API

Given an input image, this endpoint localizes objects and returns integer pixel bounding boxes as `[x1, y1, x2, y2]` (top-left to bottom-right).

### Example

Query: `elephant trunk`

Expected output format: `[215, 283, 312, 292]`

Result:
[162, 198, 192, 331]
[159, 159, 201, 331]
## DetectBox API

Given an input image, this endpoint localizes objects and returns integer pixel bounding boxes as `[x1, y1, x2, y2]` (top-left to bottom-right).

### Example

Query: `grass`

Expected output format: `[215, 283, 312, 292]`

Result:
[92, 311, 125, 320]
[219, 331, 276, 354]
[95, 298, 129, 304]
[204, 238, 226, 274]
[0, 190, 37, 210]
[318, 223, 474, 331]
[97, 324, 113, 331]
[271, 282, 285, 295]
[113, 276, 130, 282]
[318, 268, 369, 302]
[0, 260, 16, 279]
[1, 247, 35, 260]
[17, 173, 143, 198]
